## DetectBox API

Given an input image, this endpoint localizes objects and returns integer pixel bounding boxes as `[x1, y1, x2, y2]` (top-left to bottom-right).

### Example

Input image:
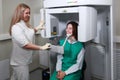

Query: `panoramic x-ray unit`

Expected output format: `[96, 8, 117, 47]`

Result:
[38, 0, 119, 80]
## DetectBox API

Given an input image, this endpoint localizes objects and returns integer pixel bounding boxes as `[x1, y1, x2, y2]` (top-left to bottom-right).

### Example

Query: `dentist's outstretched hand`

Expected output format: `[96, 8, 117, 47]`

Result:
[40, 43, 51, 50]
[35, 20, 45, 31]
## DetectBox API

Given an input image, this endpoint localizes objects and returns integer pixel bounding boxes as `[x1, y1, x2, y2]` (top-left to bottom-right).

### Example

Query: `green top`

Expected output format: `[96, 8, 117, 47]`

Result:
[50, 39, 84, 80]
[59, 39, 83, 71]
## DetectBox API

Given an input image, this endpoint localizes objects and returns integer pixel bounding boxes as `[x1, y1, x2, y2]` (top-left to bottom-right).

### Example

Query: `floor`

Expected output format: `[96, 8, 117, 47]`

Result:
[30, 69, 102, 80]
[8, 68, 102, 80]
[30, 68, 43, 80]
[7, 68, 45, 80]
[91, 77, 102, 80]
[30, 68, 50, 80]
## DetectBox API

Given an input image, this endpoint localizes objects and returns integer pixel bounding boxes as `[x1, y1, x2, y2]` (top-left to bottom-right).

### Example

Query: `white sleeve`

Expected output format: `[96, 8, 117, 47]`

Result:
[11, 25, 29, 47]
[56, 54, 63, 71]
[65, 48, 85, 75]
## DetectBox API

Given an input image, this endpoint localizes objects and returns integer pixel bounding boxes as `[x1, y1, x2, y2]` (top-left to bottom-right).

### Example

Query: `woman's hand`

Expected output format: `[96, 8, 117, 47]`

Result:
[34, 20, 45, 31]
[40, 43, 51, 50]
[57, 71, 66, 80]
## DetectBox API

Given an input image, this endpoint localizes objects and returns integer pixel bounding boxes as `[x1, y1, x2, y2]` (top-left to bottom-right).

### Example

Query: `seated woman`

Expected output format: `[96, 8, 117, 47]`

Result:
[50, 21, 85, 80]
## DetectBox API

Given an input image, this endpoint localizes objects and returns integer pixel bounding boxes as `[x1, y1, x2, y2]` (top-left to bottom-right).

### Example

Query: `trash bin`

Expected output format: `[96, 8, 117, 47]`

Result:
[42, 68, 50, 80]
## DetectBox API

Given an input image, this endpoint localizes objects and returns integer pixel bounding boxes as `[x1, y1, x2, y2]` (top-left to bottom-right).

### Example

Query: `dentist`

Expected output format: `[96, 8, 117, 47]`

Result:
[9, 3, 50, 80]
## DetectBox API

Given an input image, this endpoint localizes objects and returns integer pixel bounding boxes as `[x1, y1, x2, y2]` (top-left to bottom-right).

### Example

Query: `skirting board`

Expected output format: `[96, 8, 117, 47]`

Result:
[0, 34, 11, 40]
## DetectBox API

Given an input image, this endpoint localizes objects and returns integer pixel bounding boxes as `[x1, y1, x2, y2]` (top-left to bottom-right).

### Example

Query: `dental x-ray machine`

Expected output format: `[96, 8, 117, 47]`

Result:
[38, 0, 120, 80]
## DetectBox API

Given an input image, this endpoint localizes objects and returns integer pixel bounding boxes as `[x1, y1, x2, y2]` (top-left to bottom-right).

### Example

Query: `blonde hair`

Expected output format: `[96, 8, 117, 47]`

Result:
[9, 3, 30, 35]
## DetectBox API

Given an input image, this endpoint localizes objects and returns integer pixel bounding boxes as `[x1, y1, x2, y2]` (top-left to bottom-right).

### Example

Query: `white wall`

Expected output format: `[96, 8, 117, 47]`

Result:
[1, 0, 43, 34]
[0, 0, 3, 34]
[113, 0, 120, 79]
[2, 0, 24, 34]
[25, 0, 43, 25]
[113, 0, 120, 36]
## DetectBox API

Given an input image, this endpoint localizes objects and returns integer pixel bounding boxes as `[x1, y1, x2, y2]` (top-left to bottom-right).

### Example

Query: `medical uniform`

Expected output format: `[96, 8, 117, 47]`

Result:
[10, 20, 35, 80]
[50, 39, 85, 80]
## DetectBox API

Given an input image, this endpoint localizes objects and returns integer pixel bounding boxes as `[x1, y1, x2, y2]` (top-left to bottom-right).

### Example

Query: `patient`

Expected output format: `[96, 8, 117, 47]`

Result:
[50, 21, 85, 80]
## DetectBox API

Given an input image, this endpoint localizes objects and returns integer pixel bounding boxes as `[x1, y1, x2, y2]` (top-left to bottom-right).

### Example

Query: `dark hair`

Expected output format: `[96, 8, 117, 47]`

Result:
[66, 21, 78, 40]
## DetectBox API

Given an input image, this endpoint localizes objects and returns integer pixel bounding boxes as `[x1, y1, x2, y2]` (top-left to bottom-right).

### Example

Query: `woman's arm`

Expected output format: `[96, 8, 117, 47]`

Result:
[56, 54, 63, 71]
[23, 43, 51, 50]
[23, 43, 40, 50]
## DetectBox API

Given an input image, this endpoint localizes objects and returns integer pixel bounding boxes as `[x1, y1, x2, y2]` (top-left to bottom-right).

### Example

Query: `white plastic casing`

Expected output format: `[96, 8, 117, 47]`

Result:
[78, 7, 97, 42]
[44, 0, 111, 8]
[40, 6, 97, 42]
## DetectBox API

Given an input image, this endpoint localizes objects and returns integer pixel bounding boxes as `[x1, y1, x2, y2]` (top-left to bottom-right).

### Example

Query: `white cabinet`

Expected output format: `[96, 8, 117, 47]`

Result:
[44, 0, 111, 8]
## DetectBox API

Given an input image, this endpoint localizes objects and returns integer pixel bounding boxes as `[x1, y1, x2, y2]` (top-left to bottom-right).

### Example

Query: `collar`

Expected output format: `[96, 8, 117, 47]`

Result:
[20, 20, 26, 26]
[68, 39, 77, 44]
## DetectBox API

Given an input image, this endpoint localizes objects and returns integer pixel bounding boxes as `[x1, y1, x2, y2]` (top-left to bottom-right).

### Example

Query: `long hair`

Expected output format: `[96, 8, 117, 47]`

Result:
[9, 3, 30, 35]
[66, 21, 78, 40]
